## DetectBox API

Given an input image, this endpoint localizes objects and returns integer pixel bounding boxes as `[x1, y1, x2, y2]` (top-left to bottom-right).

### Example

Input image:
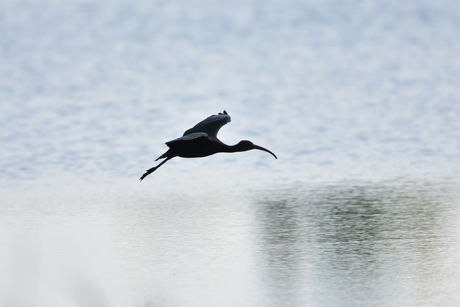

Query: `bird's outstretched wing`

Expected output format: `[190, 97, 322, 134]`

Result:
[182, 110, 231, 138]
[154, 132, 209, 160]
[166, 132, 208, 146]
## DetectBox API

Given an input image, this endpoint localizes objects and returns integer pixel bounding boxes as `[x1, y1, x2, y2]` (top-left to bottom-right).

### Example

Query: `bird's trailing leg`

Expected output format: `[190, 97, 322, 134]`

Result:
[140, 157, 171, 181]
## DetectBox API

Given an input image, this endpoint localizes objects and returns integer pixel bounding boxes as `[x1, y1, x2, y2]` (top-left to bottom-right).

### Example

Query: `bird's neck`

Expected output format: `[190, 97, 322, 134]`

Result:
[222, 143, 247, 153]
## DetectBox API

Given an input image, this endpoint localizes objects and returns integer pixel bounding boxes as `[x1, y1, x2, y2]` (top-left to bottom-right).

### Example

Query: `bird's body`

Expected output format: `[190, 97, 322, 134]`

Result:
[140, 110, 277, 181]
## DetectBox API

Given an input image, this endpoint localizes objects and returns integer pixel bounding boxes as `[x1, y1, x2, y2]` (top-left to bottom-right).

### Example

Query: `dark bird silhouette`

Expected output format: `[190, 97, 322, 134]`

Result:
[140, 110, 277, 181]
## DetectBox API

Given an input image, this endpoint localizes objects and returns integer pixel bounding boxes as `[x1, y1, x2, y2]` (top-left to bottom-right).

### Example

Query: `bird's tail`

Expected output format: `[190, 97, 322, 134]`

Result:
[139, 157, 171, 181]
[155, 150, 171, 161]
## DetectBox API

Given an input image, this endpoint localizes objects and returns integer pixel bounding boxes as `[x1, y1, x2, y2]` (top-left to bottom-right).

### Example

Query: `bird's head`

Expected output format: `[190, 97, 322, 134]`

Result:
[237, 140, 277, 159]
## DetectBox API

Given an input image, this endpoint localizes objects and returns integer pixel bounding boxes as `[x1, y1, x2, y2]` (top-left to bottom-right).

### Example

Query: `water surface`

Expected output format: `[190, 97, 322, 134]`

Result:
[1, 0, 460, 306]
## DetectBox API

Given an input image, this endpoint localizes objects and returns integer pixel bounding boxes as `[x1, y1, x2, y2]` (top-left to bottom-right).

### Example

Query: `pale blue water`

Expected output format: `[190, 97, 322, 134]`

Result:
[1, 0, 460, 306]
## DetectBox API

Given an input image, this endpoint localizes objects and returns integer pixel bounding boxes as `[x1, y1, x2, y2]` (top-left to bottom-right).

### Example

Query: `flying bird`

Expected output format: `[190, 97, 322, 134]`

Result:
[140, 110, 277, 181]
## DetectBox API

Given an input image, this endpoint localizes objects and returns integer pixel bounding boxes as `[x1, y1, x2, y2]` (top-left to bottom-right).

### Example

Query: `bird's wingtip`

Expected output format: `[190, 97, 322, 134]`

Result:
[220, 110, 231, 122]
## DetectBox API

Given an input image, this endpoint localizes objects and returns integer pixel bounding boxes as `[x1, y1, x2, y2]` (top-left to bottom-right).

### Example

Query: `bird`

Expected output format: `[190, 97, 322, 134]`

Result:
[140, 110, 277, 181]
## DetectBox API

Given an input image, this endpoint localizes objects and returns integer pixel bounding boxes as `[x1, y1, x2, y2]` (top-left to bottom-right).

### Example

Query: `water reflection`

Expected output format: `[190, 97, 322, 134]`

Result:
[254, 179, 460, 306]
[1, 177, 458, 307]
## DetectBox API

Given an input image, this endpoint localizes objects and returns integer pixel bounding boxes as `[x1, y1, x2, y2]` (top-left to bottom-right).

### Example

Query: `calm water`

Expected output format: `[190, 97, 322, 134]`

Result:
[1, 0, 460, 306]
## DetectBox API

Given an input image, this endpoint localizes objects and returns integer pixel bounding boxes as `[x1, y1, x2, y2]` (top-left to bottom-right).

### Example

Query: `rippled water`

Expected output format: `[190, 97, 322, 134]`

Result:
[1, 0, 460, 306]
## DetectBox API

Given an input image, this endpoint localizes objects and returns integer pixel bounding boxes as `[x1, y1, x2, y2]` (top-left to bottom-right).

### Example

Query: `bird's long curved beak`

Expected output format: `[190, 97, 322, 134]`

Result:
[254, 145, 277, 159]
